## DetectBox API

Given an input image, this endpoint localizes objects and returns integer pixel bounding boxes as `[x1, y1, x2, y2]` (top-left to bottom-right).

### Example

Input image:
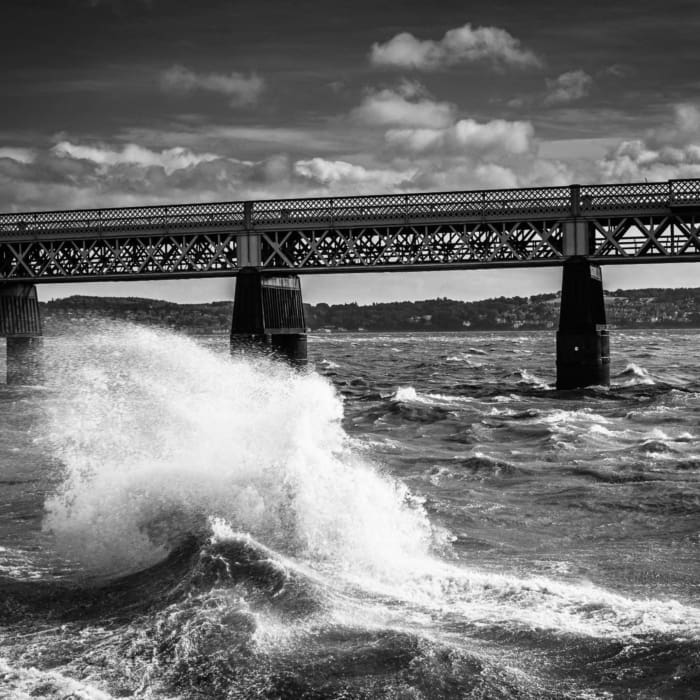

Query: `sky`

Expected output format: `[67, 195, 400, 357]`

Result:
[1, 0, 699, 304]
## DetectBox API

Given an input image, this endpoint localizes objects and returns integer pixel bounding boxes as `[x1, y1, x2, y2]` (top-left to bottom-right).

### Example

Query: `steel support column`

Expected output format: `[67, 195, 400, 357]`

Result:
[556, 257, 610, 389]
[230, 267, 307, 365]
[0, 283, 42, 384]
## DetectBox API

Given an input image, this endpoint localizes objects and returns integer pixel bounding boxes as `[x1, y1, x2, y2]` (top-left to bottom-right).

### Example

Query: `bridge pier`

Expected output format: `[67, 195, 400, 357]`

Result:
[0, 283, 42, 384]
[556, 256, 610, 389]
[230, 267, 307, 365]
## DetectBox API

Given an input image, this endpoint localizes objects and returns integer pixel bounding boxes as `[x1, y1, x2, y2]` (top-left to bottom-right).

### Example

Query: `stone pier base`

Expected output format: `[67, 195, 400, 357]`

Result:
[230, 268, 307, 365]
[556, 257, 610, 390]
[0, 284, 42, 384]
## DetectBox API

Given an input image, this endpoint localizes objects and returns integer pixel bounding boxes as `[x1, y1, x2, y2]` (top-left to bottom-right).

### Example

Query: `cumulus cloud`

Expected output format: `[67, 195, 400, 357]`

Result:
[294, 157, 412, 191]
[600, 104, 700, 181]
[346, 83, 556, 189]
[349, 81, 575, 190]
[544, 70, 593, 105]
[52, 141, 221, 175]
[0, 140, 264, 212]
[160, 64, 264, 107]
[351, 82, 455, 128]
[0, 147, 36, 164]
[0, 139, 415, 212]
[384, 118, 568, 191]
[647, 103, 700, 148]
[370, 22, 541, 71]
[385, 118, 534, 156]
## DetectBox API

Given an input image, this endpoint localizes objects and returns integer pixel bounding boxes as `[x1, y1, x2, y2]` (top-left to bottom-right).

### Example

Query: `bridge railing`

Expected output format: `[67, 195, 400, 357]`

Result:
[2, 179, 700, 237]
[250, 185, 573, 224]
[0, 201, 245, 235]
[579, 179, 700, 212]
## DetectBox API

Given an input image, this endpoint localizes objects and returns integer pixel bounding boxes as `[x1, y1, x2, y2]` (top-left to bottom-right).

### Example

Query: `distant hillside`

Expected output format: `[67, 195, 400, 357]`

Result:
[40, 288, 700, 335]
[304, 288, 700, 331]
[41, 296, 233, 336]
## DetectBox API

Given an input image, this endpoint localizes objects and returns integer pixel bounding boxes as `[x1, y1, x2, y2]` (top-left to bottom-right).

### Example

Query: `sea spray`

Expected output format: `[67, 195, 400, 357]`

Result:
[32, 325, 700, 643]
[40, 324, 432, 576]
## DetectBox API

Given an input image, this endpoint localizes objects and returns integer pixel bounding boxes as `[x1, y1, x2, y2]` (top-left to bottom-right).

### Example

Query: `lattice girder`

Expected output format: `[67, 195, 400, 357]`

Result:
[259, 221, 567, 272]
[590, 214, 700, 259]
[2, 179, 700, 280]
[0, 234, 239, 281]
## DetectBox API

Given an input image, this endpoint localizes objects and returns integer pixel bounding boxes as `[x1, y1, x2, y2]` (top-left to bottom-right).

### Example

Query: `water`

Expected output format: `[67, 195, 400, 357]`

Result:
[1, 325, 699, 699]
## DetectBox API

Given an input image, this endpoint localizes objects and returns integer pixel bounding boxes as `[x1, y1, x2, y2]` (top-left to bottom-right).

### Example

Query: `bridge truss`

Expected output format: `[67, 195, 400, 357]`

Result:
[0, 179, 699, 282]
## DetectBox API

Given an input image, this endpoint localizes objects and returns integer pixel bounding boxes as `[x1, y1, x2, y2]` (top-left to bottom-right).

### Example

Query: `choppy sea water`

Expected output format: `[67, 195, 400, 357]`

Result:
[0, 326, 699, 699]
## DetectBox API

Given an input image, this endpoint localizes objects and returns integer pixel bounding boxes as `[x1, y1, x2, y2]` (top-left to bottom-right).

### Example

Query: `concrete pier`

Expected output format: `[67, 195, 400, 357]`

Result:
[0, 283, 42, 384]
[230, 267, 307, 364]
[556, 257, 610, 389]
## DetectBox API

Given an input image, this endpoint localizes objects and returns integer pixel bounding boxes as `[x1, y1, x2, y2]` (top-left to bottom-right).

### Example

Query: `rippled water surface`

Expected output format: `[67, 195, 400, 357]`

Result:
[0, 326, 699, 699]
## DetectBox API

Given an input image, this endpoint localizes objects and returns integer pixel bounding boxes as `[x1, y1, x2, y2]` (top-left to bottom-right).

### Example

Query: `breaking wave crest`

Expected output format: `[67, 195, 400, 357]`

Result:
[40, 325, 432, 577]
[616, 362, 656, 386]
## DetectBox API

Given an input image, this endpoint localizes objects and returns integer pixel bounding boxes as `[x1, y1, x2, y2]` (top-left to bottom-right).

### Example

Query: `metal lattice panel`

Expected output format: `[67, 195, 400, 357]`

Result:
[259, 221, 565, 271]
[0, 234, 238, 281]
[591, 215, 700, 258]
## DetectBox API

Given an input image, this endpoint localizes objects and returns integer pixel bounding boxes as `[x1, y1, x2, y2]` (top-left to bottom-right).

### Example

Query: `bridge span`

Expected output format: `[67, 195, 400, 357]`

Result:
[1, 178, 699, 387]
[1, 179, 700, 281]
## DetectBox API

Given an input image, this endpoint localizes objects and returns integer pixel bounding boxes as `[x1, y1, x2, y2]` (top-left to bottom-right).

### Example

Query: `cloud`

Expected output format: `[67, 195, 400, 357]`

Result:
[52, 141, 221, 175]
[0, 140, 265, 212]
[348, 81, 573, 191]
[0, 147, 36, 164]
[351, 82, 455, 128]
[160, 65, 264, 107]
[0, 81, 581, 216]
[370, 22, 542, 71]
[294, 158, 412, 191]
[647, 103, 700, 148]
[383, 120, 568, 192]
[0, 131, 570, 216]
[599, 104, 700, 181]
[344, 80, 569, 191]
[600, 64, 632, 79]
[544, 70, 593, 105]
[0, 138, 416, 212]
[385, 118, 535, 156]
[401, 152, 573, 192]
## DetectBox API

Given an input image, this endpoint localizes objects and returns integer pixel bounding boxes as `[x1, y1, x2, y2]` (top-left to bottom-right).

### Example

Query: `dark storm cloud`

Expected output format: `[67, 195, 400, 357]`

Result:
[2, 0, 697, 134]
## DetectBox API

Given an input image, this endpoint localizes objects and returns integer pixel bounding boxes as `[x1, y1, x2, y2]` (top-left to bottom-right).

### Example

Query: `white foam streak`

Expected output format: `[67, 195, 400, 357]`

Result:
[393, 385, 472, 406]
[334, 557, 700, 641]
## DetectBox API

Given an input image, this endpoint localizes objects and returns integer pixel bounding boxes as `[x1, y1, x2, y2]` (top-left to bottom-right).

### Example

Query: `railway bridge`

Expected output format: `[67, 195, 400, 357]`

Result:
[1, 178, 699, 387]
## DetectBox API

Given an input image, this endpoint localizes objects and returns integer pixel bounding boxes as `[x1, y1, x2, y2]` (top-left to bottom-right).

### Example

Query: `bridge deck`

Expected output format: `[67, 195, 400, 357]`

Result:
[0, 179, 699, 281]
